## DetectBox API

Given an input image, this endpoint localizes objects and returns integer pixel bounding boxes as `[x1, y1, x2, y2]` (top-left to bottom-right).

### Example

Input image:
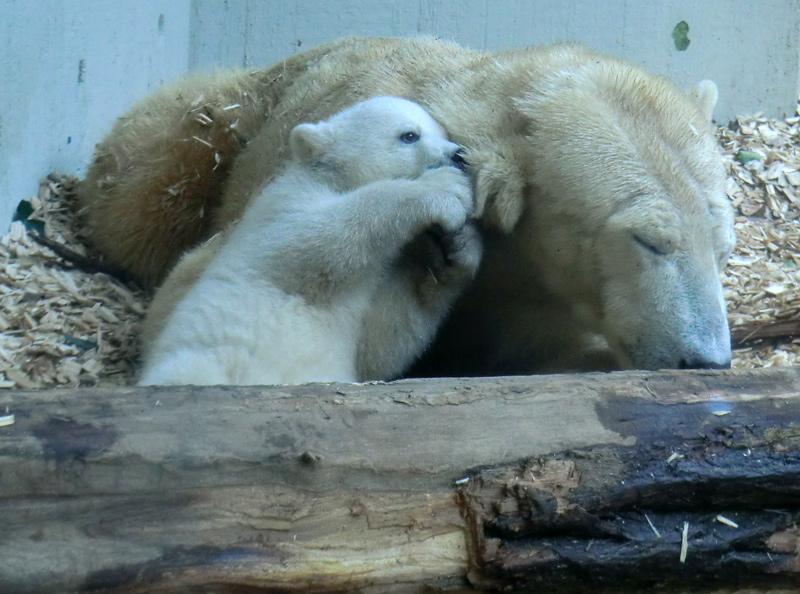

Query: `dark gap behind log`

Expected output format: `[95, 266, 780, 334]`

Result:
[732, 318, 800, 346]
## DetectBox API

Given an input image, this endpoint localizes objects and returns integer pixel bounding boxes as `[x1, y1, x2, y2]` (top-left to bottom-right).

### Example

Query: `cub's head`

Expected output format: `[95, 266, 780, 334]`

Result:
[289, 96, 463, 191]
[475, 58, 735, 371]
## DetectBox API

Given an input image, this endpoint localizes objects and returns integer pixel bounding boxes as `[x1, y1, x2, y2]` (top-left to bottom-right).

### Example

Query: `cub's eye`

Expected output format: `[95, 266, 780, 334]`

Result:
[633, 235, 665, 256]
[399, 131, 420, 144]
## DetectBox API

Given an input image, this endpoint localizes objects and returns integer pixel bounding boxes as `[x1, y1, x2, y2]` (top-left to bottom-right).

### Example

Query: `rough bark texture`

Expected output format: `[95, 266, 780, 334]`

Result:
[1, 367, 800, 593]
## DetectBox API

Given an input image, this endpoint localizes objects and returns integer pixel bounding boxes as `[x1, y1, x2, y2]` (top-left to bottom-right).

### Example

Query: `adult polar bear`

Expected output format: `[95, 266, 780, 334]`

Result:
[139, 97, 480, 385]
[78, 36, 735, 374]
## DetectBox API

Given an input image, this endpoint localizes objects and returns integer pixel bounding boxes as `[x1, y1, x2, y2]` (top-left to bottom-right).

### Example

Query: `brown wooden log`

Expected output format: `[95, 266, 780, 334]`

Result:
[1, 368, 800, 593]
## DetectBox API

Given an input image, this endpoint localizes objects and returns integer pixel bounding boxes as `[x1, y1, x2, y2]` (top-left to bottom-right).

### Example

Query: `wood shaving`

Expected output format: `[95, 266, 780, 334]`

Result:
[645, 513, 662, 538]
[1, 100, 799, 388]
[680, 521, 689, 563]
[716, 514, 739, 528]
[666, 452, 684, 464]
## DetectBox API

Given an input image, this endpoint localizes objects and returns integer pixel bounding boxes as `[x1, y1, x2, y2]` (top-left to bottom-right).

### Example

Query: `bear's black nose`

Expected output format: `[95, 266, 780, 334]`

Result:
[451, 148, 468, 171]
[678, 355, 732, 370]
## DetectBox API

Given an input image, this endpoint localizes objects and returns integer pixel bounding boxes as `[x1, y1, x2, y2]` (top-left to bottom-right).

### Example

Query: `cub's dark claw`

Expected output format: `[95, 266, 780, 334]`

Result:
[451, 148, 468, 171]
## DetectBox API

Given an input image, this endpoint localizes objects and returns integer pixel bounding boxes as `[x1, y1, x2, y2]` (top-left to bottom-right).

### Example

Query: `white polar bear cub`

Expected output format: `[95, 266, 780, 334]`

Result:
[139, 96, 481, 385]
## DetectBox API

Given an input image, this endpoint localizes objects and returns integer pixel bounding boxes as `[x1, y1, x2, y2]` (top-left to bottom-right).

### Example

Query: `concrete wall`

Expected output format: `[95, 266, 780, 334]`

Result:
[0, 0, 191, 225]
[190, 0, 800, 123]
[1, 0, 799, 225]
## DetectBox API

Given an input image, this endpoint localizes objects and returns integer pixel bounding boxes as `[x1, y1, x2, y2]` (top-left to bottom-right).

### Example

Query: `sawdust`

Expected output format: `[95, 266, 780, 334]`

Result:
[1, 105, 798, 388]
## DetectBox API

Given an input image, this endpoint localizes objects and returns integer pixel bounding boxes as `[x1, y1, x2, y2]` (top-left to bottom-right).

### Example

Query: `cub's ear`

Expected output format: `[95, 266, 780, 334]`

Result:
[690, 80, 718, 121]
[470, 148, 526, 233]
[289, 122, 331, 162]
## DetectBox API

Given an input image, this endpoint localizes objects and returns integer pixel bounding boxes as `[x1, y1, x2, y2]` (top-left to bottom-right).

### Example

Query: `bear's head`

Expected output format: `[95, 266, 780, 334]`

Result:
[288, 96, 464, 191]
[472, 62, 735, 371]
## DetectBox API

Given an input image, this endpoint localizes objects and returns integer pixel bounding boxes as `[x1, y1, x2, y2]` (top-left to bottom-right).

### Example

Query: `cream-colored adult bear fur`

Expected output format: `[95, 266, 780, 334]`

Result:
[139, 97, 480, 385]
[78, 36, 735, 374]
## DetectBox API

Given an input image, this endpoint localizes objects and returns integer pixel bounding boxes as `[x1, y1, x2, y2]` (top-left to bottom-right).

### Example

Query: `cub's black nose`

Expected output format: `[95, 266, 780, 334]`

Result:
[451, 148, 468, 171]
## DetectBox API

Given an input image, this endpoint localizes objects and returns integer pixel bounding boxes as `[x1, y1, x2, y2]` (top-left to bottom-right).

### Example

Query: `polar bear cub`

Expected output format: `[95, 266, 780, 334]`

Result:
[139, 96, 480, 385]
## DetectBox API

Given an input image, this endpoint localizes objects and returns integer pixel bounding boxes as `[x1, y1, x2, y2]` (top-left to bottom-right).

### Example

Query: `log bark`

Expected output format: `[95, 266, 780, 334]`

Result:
[2, 368, 800, 593]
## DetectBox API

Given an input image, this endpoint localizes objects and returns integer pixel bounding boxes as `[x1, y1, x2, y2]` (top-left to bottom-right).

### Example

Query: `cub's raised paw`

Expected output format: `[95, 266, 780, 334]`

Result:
[418, 166, 474, 224]
[409, 222, 482, 294]
[436, 222, 482, 282]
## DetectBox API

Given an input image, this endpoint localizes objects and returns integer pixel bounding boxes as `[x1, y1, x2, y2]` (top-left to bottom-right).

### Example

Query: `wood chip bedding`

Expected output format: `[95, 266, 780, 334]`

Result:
[720, 109, 800, 367]
[1, 106, 798, 388]
[1, 174, 145, 388]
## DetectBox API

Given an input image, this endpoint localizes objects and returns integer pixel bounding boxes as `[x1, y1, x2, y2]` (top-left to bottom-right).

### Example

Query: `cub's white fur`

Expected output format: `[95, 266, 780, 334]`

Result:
[139, 97, 481, 385]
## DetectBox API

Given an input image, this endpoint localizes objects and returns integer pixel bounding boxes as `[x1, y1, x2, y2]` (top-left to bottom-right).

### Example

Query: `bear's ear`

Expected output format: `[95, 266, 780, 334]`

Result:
[471, 149, 526, 233]
[289, 122, 331, 163]
[690, 80, 718, 121]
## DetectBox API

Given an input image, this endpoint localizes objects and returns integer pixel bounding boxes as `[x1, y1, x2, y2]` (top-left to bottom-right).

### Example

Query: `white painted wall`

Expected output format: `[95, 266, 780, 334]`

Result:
[190, 0, 800, 124]
[1, 0, 799, 226]
[0, 0, 191, 225]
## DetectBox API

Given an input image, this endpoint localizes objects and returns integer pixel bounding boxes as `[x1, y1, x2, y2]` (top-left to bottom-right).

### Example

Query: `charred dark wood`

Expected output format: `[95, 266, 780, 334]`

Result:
[460, 448, 800, 592]
[732, 318, 800, 345]
[1, 368, 800, 593]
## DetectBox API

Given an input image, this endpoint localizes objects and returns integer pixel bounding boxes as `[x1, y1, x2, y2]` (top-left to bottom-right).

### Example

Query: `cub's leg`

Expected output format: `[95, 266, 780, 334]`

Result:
[138, 348, 231, 386]
[356, 223, 482, 380]
[140, 233, 225, 353]
[139, 271, 267, 386]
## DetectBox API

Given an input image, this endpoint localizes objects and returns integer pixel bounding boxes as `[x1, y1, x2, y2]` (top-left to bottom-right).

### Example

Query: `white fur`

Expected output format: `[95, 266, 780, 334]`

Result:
[139, 97, 481, 385]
